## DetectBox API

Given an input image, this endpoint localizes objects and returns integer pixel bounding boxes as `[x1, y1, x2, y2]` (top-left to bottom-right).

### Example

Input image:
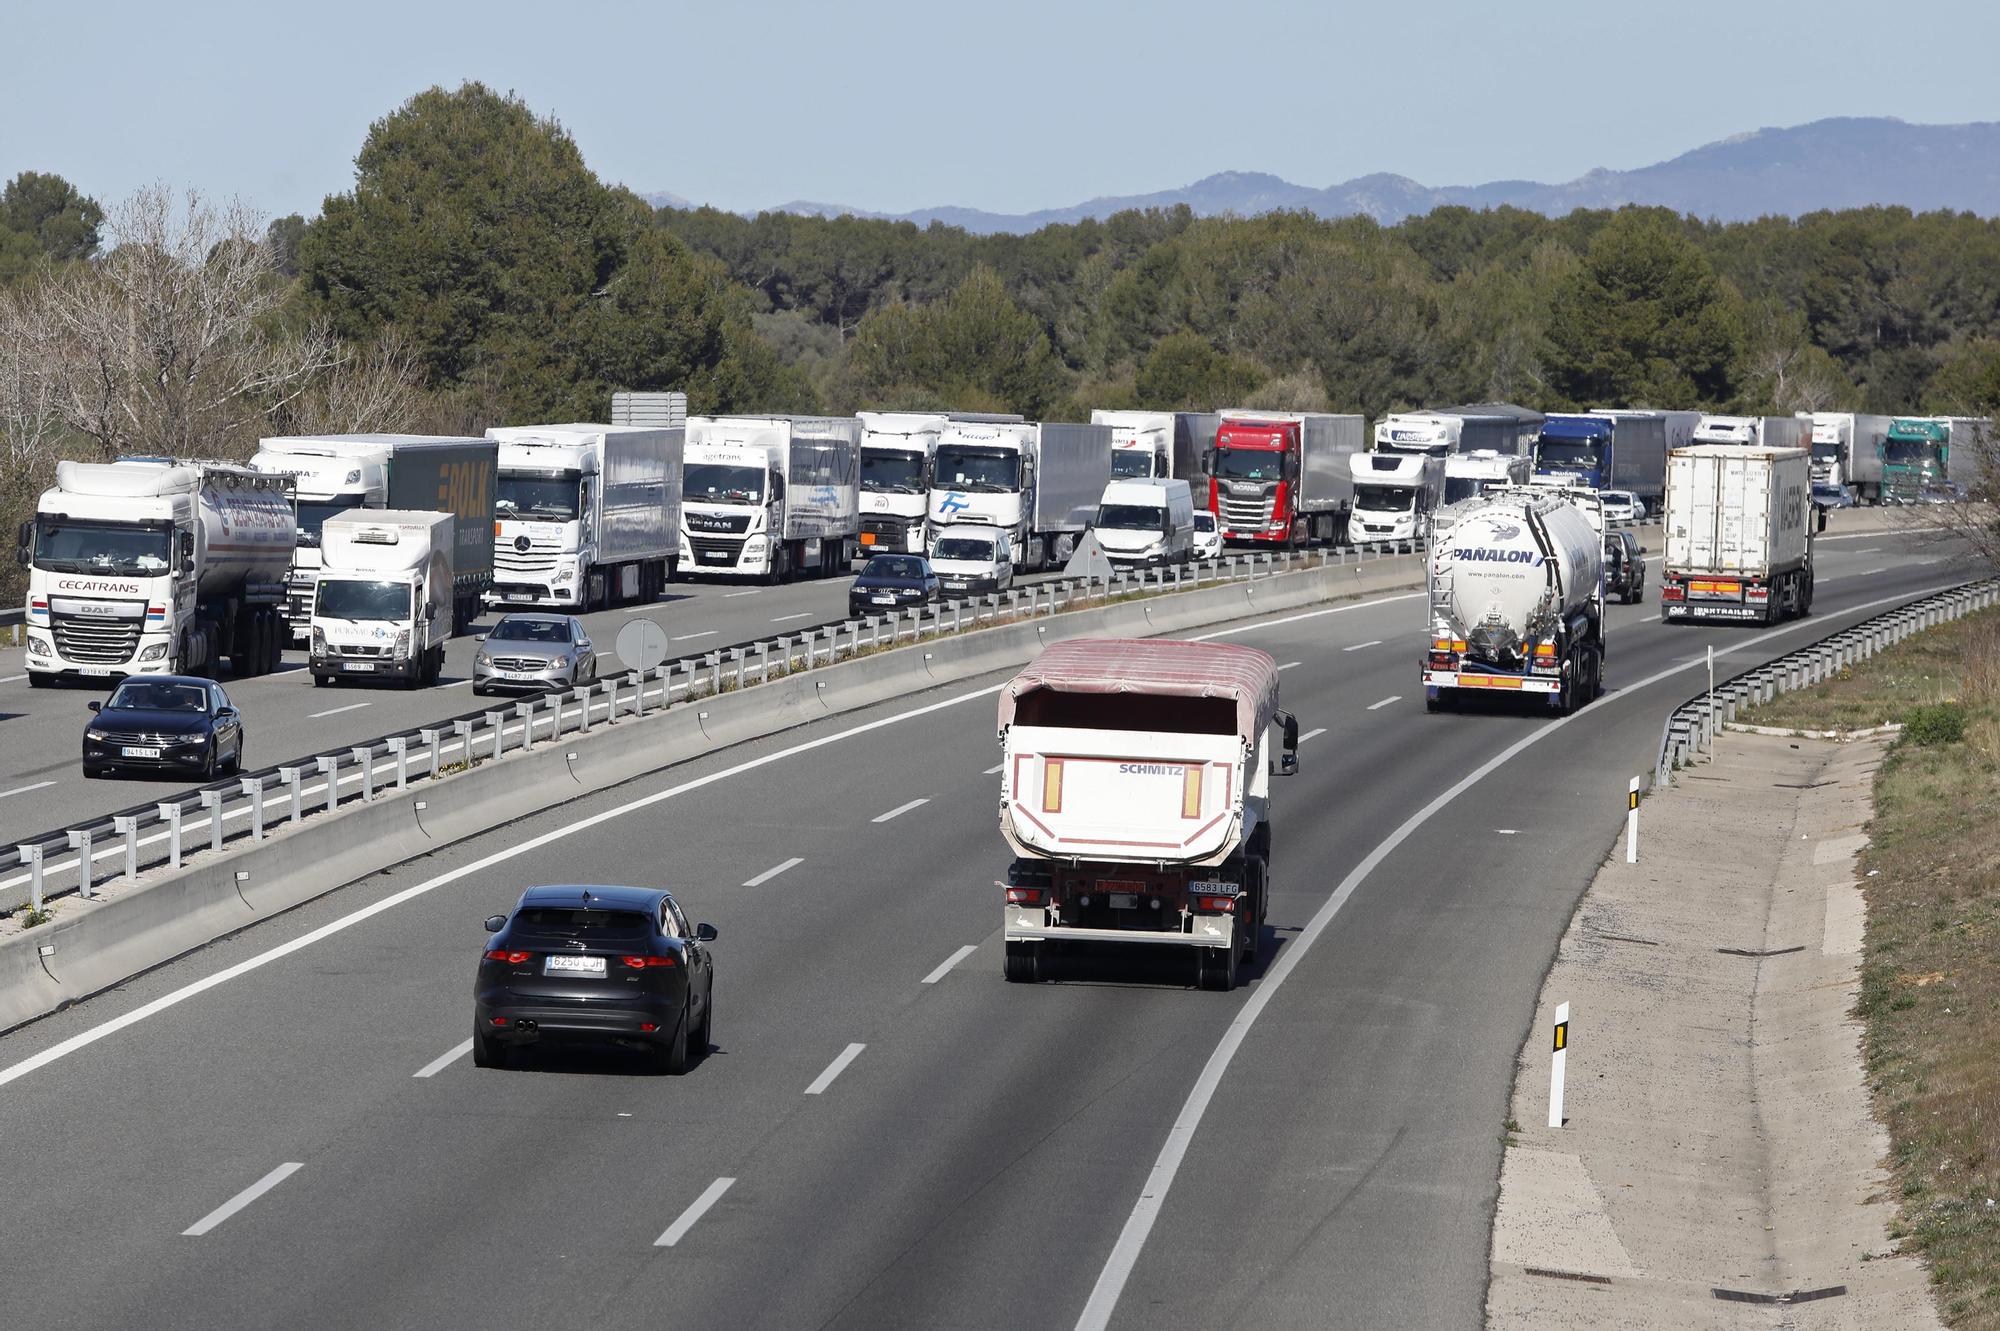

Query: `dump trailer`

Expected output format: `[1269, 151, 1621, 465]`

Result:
[996, 638, 1298, 992]
[1207, 410, 1363, 545]
[1422, 487, 1606, 715]
[1661, 444, 1818, 624]
[22, 460, 295, 683]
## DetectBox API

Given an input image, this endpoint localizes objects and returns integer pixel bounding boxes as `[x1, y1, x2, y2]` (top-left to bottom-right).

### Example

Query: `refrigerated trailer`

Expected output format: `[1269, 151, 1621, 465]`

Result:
[1206, 411, 1363, 546]
[1661, 444, 1820, 624]
[1092, 410, 1220, 482]
[682, 416, 861, 580]
[488, 424, 681, 610]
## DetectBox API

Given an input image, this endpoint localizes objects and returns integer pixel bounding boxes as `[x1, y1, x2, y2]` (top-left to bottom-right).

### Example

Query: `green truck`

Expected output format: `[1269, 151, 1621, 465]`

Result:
[1882, 416, 1986, 503]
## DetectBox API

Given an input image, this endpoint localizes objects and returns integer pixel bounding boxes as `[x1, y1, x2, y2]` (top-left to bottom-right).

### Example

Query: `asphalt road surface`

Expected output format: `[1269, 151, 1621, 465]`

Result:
[0, 523, 1975, 1331]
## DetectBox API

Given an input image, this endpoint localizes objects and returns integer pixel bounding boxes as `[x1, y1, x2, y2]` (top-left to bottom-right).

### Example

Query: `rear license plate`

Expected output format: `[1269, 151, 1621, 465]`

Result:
[343, 661, 376, 672]
[1108, 893, 1139, 910]
[543, 955, 606, 977]
[120, 745, 162, 759]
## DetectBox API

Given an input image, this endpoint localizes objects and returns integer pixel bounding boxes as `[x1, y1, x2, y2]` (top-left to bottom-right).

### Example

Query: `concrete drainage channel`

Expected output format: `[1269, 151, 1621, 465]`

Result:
[1654, 577, 1999, 783]
[0, 544, 1440, 1032]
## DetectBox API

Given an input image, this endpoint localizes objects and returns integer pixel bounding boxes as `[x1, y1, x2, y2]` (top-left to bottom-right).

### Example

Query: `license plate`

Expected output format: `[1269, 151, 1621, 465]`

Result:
[120, 745, 162, 759]
[701, 551, 730, 562]
[81, 666, 111, 677]
[343, 661, 376, 672]
[872, 594, 897, 605]
[543, 954, 606, 977]
[1108, 893, 1139, 911]
[943, 580, 968, 590]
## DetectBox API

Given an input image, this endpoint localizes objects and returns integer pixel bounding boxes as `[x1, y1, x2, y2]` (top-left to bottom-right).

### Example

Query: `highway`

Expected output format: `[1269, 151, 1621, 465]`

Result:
[0, 524, 1974, 1331]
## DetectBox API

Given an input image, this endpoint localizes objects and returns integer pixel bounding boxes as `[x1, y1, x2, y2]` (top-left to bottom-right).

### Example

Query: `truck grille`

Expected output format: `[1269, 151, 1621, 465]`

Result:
[326, 643, 392, 659]
[497, 550, 560, 576]
[687, 535, 744, 562]
[1221, 495, 1274, 527]
[685, 512, 751, 535]
[52, 613, 141, 664]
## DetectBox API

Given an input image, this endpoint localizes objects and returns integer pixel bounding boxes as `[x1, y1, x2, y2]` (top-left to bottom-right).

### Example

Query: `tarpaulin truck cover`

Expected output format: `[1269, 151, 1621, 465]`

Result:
[998, 638, 1280, 743]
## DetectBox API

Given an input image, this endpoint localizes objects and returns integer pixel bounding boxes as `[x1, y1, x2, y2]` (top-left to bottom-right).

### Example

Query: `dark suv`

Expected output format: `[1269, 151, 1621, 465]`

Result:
[474, 885, 717, 1074]
[1605, 530, 1647, 604]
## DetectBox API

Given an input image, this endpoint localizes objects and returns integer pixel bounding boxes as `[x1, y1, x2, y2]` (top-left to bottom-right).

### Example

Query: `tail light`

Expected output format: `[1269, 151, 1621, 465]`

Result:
[1429, 636, 1464, 668]
[1661, 581, 1685, 602]
[621, 954, 678, 969]
[1746, 583, 1770, 603]
[1531, 641, 1559, 673]
[484, 949, 532, 964]
[1195, 895, 1236, 913]
[1006, 887, 1045, 907]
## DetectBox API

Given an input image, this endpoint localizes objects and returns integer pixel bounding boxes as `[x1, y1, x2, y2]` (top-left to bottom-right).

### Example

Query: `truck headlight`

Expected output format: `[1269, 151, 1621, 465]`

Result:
[27, 634, 52, 657]
[552, 565, 576, 584]
[311, 627, 326, 654]
[138, 642, 169, 662]
[393, 629, 411, 659]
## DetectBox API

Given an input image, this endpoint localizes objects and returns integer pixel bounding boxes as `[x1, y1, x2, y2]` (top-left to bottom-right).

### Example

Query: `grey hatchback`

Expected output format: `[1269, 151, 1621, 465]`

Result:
[472, 613, 597, 696]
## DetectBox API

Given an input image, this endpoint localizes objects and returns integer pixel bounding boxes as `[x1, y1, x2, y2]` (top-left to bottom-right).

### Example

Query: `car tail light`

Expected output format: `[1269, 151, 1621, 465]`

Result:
[484, 949, 532, 964]
[490, 1016, 510, 1026]
[1195, 895, 1236, 913]
[1006, 887, 1044, 907]
[620, 954, 677, 968]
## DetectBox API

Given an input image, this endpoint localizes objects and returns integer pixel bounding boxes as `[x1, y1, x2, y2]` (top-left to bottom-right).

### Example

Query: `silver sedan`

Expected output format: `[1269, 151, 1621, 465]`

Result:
[472, 614, 598, 697]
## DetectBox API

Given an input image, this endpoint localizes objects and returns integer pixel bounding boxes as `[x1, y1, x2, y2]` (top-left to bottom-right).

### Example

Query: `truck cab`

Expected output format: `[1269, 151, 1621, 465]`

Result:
[310, 511, 454, 688]
[1444, 450, 1530, 504]
[249, 437, 390, 638]
[682, 436, 782, 578]
[1349, 451, 1443, 543]
[930, 423, 1034, 563]
[1534, 416, 1613, 490]
[859, 412, 945, 556]
[488, 431, 601, 608]
[1882, 417, 1954, 503]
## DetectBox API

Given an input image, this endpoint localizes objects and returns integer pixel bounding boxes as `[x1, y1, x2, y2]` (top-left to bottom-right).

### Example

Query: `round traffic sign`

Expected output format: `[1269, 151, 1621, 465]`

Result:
[615, 618, 670, 672]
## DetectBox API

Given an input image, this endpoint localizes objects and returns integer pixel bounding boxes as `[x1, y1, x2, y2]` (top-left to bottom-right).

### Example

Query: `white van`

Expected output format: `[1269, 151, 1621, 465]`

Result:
[929, 523, 1014, 595]
[1093, 478, 1196, 567]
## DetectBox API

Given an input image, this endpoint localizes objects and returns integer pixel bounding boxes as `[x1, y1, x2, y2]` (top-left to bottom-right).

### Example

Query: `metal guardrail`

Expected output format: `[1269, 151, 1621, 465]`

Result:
[1, 536, 1461, 917]
[1654, 578, 2000, 785]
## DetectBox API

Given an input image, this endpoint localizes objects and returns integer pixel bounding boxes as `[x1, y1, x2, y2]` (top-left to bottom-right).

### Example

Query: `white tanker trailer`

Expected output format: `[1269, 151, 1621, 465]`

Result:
[1421, 487, 1605, 714]
[20, 459, 296, 684]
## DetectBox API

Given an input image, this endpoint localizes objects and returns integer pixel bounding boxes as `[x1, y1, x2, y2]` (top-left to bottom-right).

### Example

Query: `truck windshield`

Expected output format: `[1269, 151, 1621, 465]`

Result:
[1110, 450, 1155, 479]
[1210, 448, 1282, 481]
[1354, 485, 1417, 513]
[934, 446, 1018, 492]
[932, 537, 994, 561]
[1536, 440, 1601, 469]
[1811, 443, 1843, 463]
[684, 463, 766, 505]
[316, 579, 412, 621]
[1443, 476, 1488, 504]
[860, 450, 926, 494]
[1097, 504, 1166, 531]
[295, 497, 366, 548]
[495, 476, 581, 521]
[33, 519, 172, 575]
[1882, 440, 1942, 466]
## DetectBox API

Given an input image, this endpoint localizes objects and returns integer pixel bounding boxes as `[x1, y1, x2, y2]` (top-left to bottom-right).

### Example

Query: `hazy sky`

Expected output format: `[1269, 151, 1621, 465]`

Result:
[7, 0, 1998, 221]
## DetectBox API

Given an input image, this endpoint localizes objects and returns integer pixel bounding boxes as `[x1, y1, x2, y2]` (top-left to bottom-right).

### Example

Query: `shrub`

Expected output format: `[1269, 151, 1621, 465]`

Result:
[1904, 702, 1968, 747]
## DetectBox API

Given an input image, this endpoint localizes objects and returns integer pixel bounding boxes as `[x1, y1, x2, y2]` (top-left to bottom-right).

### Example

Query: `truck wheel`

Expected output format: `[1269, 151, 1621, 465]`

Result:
[27, 671, 51, 690]
[1196, 946, 1236, 992]
[1003, 941, 1041, 983]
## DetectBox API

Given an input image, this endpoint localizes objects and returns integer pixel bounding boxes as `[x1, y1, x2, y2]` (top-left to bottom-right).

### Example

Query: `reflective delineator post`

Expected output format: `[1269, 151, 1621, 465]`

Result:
[1548, 1001, 1570, 1129]
[1626, 777, 1640, 864]
[156, 803, 184, 869]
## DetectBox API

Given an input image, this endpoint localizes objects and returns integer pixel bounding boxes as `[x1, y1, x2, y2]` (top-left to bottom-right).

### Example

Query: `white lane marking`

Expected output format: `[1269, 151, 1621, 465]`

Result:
[622, 605, 656, 614]
[1342, 640, 1382, 652]
[1817, 576, 1836, 585]
[1496, 829, 1519, 835]
[435, 679, 475, 688]
[1366, 695, 1401, 711]
[0, 673, 25, 684]
[1913, 557, 1941, 566]
[654, 1177, 736, 1247]
[412, 1039, 474, 1079]
[1072, 581, 1966, 1331]
[722, 589, 763, 598]
[182, 1162, 303, 1236]
[1192, 591, 1428, 642]
[1277, 661, 1301, 671]
[803, 1042, 866, 1095]
[1299, 728, 1327, 743]
[1853, 547, 1881, 554]
[0, 780, 58, 800]
[672, 630, 717, 641]
[742, 857, 803, 888]
[307, 702, 371, 720]
[771, 612, 814, 623]
[921, 944, 979, 985]
[872, 798, 928, 824]
[984, 764, 1003, 775]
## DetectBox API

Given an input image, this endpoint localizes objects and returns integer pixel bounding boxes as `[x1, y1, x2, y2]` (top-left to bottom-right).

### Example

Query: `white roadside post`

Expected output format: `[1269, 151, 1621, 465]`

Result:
[1625, 777, 1640, 864]
[1548, 1002, 1570, 1129]
[1706, 643, 1715, 738]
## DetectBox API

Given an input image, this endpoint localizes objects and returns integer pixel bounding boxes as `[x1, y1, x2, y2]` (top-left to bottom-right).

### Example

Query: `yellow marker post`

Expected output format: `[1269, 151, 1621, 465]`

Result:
[1548, 1001, 1570, 1128]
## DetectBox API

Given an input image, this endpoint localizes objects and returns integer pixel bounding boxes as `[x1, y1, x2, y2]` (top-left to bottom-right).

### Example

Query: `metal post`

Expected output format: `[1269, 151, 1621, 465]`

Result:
[420, 729, 443, 776]
[316, 755, 339, 815]
[67, 830, 95, 899]
[1706, 643, 1715, 738]
[156, 803, 183, 869]
[572, 687, 592, 732]
[114, 816, 139, 881]
[200, 789, 226, 852]
[515, 702, 536, 751]
[352, 747, 375, 803]
[599, 681, 618, 725]
[240, 777, 265, 840]
[386, 736, 409, 789]
[17, 845, 44, 914]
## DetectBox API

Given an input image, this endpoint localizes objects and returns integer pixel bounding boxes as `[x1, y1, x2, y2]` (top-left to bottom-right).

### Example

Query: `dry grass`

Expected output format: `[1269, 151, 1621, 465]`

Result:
[1751, 610, 2000, 1326]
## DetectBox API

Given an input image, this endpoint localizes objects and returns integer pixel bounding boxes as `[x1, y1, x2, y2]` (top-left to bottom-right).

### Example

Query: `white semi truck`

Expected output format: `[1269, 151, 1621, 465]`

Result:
[681, 416, 861, 580]
[1661, 444, 1820, 624]
[1805, 412, 1893, 506]
[996, 637, 1298, 991]
[1349, 451, 1445, 544]
[249, 433, 496, 640]
[487, 424, 682, 610]
[929, 420, 1113, 570]
[1422, 487, 1605, 715]
[1692, 415, 1812, 450]
[309, 511, 457, 688]
[21, 460, 295, 685]
[857, 411, 1023, 557]
[1091, 410, 1220, 481]
[1442, 450, 1531, 504]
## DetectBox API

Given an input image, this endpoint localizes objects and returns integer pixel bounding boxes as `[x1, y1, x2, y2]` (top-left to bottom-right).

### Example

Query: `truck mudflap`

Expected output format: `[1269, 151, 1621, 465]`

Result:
[1003, 906, 1236, 949]
[1422, 669, 1560, 695]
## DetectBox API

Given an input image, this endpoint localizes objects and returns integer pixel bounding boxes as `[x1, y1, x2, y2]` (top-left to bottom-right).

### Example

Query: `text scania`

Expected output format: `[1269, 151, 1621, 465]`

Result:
[1118, 763, 1187, 776]
[1451, 547, 1542, 564]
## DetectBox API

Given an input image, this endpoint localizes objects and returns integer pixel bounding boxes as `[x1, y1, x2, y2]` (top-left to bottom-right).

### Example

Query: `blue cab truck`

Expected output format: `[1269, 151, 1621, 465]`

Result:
[1534, 412, 1669, 511]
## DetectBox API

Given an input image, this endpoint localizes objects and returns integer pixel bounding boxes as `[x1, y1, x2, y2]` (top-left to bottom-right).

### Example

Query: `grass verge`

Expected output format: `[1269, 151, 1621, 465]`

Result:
[1741, 609, 2000, 1326]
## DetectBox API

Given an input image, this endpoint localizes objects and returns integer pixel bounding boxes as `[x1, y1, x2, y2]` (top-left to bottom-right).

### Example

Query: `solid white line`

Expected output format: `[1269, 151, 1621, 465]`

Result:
[921, 944, 979, 984]
[1299, 728, 1327, 743]
[1342, 640, 1382, 652]
[0, 673, 24, 684]
[872, 798, 928, 824]
[771, 612, 814, 623]
[722, 589, 762, 598]
[1277, 661, 1301, 671]
[1192, 591, 1428, 642]
[435, 678, 475, 688]
[1367, 695, 1401, 711]
[182, 1162, 303, 1236]
[622, 605, 655, 614]
[1071, 581, 1965, 1331]
[984, 764, 1003, 775]
[654, 1177, 736, 1247]
[1816, 575, 1836, 585]
[307, 702, 371, 720]
[672, 630, 717, 641]
[0, 780, 57, 800]
[742, 856, 803, 888]
[1853, 547, 1881, 554]
[412, 1039, 473, 1079]
[804, 1042, 866, 1095]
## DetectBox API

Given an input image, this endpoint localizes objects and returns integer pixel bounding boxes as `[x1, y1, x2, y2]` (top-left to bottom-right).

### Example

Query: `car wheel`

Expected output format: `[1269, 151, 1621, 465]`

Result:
[695, 986, 713, 1058]
[654, 1009, 691, 1075]
[201, 741, 218, 781]
[472, 683, 487, 697]
[312, 674, 329, 688]
[472, 1028, 506, 1069]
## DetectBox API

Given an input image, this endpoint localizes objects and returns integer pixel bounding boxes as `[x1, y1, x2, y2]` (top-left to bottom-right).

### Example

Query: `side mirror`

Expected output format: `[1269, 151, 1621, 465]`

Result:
[87, 700, 101, 713]
[483, 914, 507, 933]
[1274, 709, 1299, 777]
[181, 554, 195, 574]
[216, 706, 237, 719]
[1816, 508, 1829, 533]
[695, 922, 718, 942]
[15, 520, 29, 567]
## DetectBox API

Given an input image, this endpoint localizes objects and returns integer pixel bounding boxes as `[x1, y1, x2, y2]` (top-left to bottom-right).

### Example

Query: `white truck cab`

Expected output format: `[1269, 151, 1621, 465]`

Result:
[929, 524, 1014, 594]
[310, 510, 455, 688]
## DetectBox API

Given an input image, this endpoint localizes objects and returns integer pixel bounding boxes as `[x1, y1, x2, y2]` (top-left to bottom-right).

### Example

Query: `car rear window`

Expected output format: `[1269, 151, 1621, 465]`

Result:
[509, 908, 651, 939]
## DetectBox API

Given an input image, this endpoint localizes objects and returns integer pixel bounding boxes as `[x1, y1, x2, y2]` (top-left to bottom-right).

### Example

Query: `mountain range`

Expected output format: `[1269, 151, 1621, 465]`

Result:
[641, 118, 2000, 232]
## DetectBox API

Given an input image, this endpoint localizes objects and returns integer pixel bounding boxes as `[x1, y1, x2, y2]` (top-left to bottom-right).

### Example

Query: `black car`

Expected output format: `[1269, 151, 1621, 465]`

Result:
[848, 554, 940, 618]
[1605, 530, 1647, 604]
[82, 675, 244, 780]
[474, 885, 717, 1074]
